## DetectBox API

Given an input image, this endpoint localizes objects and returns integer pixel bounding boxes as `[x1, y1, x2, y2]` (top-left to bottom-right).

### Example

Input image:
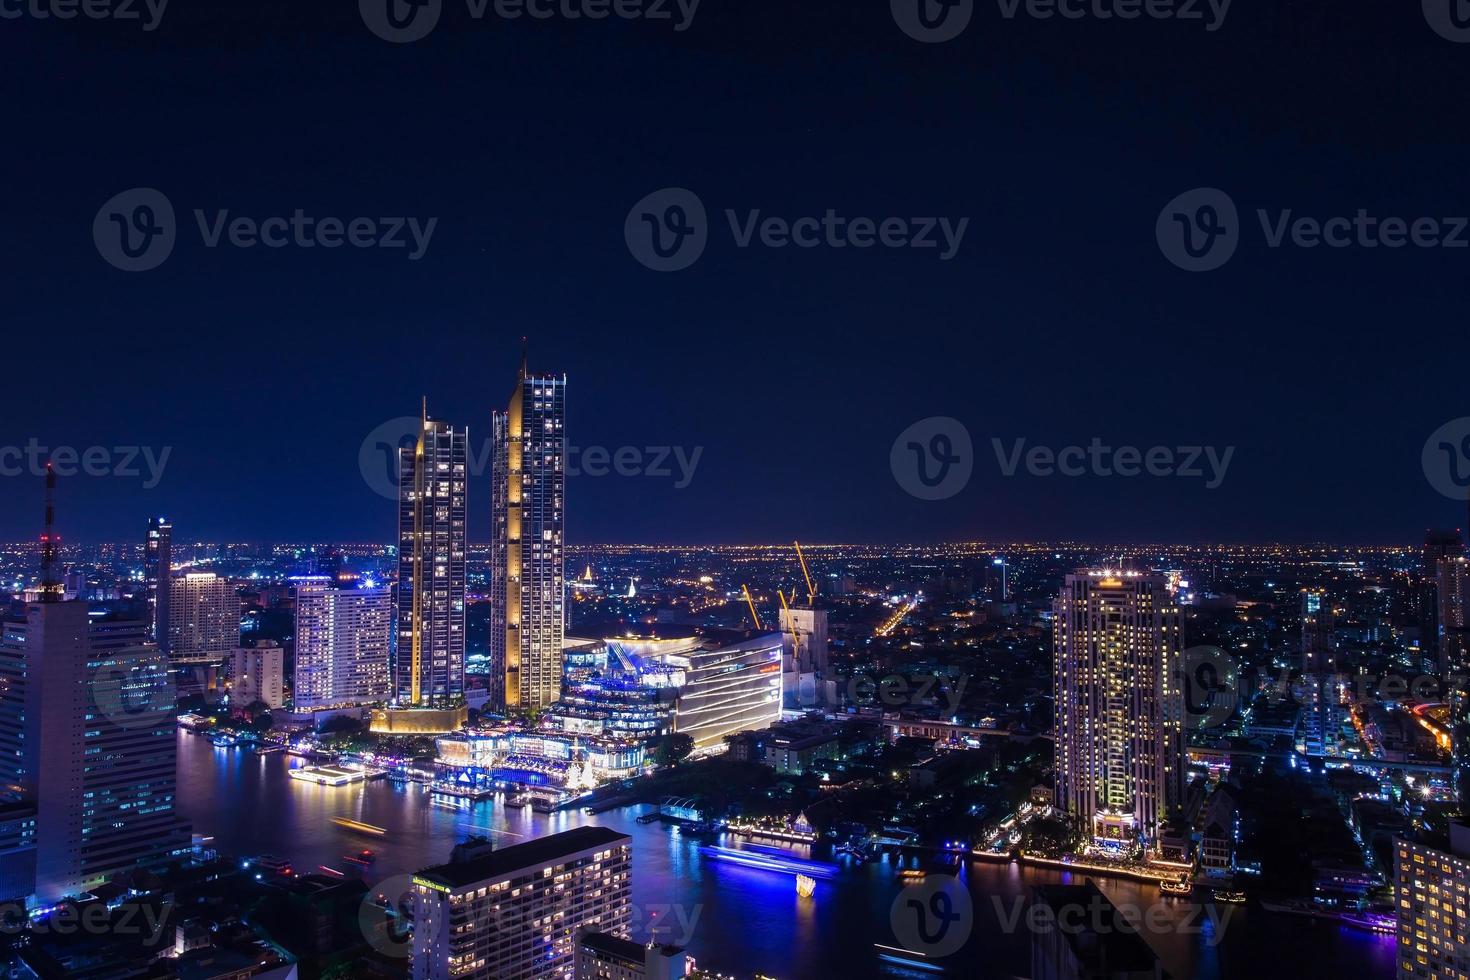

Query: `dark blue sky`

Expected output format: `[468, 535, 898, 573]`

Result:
[2, 1, 1468, 545]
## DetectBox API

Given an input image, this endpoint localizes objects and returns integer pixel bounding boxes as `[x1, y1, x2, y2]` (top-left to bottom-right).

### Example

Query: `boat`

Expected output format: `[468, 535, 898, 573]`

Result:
[1213, 890, 1246, 904]
[1160, 879, 1193, 896]
[796, 874, 816, 898]
[531, 798, 561, 814]
[899, 869, 928, 881]
[1258, 898, 1322, 915]
[635, 811, 662, 824]
[330, 817, 388, 836]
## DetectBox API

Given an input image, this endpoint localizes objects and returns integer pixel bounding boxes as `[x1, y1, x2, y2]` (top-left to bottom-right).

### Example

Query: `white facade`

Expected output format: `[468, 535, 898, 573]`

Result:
[292, 577, 392, 709]
[233, 641, 286, 709]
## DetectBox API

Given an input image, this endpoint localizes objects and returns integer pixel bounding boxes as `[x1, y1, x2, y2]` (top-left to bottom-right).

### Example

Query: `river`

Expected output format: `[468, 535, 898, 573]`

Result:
[176, 733, 1397, 978]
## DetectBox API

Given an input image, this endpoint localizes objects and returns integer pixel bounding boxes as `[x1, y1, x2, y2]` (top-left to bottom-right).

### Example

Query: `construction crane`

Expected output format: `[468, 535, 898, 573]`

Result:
[794, 540, 817, 606]
[741, 584, 764, 630]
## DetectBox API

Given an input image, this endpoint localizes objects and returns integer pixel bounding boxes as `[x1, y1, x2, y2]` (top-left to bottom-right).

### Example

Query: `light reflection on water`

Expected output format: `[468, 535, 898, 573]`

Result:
[178, 734, 1396, 979]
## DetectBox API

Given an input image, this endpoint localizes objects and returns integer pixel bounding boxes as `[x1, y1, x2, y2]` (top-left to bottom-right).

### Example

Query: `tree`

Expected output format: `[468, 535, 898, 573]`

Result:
[652, 733, 695, 768]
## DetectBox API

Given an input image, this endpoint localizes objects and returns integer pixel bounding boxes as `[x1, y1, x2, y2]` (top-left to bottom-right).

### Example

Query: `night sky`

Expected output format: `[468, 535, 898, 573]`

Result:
[3, 1, 1468, 545]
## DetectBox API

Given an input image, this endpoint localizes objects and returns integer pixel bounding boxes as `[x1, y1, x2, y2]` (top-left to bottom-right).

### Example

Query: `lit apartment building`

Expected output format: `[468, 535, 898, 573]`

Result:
[491, 353, 567, 712]
[1397, 829, 1470, 980]
[396, 403, 468, 707]
[411, 826, 632, 980]
[0, 603, 188, 902]
[1053, 571, 1184, 853]
[292, 576, 392, 708]
[574, 931, 688, 980]
[167, 572, 238, 668]
[232, 640, 285, 710]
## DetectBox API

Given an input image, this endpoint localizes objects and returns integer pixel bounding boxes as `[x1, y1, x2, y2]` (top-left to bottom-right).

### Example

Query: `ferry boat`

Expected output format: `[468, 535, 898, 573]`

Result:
[330, 817, 388, 836]
[1213, 890, 1246, 904]
[899, 869, 928, 881]
[1160, 878, 1193, 897]
[796, 874, 816, 898]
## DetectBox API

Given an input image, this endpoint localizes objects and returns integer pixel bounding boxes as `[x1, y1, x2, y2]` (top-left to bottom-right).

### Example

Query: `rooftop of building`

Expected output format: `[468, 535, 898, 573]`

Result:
[1032, 882, 1163, 975]
[578, 930, 683, 963]
[416, 826, 631, 889]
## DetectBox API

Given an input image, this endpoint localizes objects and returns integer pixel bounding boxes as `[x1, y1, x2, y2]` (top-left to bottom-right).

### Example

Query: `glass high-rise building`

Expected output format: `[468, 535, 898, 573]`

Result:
[491, 354, 566, 712]
[1300, 589, 1340, 757]
[0, 603, 188, 903]
[1052, 570, 1184, 854]
[395, 404, 468, 707]
[144, 516, 171, 652]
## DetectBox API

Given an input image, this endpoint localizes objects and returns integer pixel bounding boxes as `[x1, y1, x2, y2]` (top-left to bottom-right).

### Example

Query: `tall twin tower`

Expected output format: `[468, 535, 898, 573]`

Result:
[395, 351, 566, 716]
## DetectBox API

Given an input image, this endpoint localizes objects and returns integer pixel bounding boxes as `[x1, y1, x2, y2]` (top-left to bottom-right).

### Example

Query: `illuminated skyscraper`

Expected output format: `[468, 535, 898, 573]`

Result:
[395, 404, 468, 706]
[1300, 589, 1340, 757]
[1052, 571, 1184, 853]
[292, 576, 392, 709]
[1396, 827, 1470, 980]
[144, 516, 172, 652]
[0, 605, 188, 903]
[167, 572, 238, 690]
[491, 352, 566, 712]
